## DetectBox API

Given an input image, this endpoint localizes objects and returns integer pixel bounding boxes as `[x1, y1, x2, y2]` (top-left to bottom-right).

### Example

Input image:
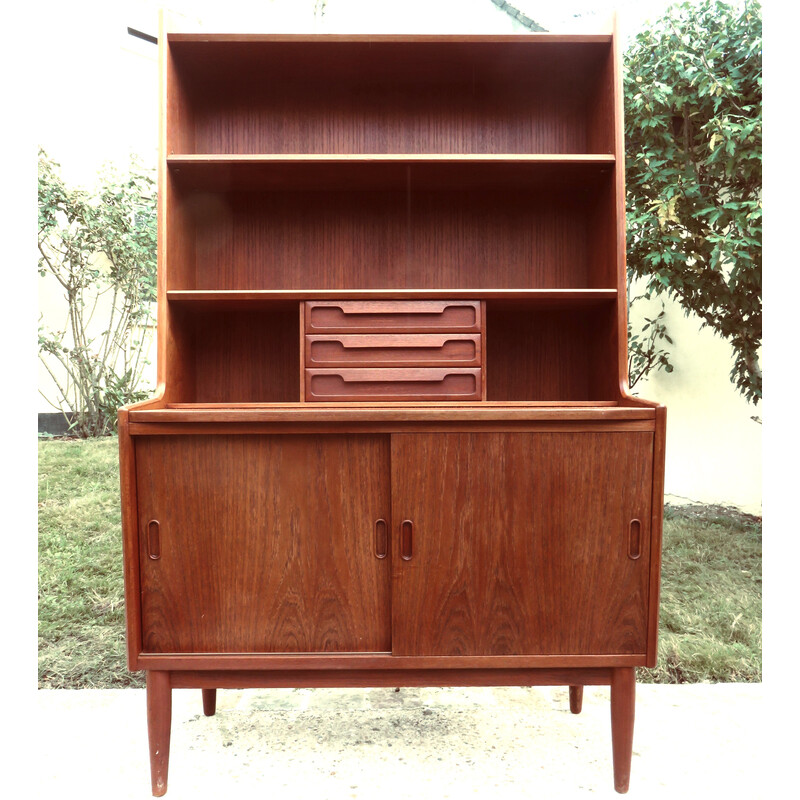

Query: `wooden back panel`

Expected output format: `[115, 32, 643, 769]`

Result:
[486, 302, 618, 401]
[175, 182, 606, 291]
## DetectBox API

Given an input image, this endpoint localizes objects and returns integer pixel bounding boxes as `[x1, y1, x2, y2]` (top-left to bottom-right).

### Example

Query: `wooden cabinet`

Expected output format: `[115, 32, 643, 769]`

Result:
[119, 18, 666, 796]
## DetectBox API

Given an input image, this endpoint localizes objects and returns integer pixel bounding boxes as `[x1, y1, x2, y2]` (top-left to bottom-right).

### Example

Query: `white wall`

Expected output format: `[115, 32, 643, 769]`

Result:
[628, 290, 761, 515]
[35, 0, 761, 513]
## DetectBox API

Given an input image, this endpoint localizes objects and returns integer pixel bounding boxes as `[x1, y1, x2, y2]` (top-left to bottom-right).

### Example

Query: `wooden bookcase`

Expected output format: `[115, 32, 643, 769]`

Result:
[119, 20, 666, 796]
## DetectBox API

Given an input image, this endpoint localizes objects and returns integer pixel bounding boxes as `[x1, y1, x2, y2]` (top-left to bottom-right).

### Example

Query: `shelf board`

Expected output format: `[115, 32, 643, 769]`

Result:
[128, 404, 656, 426]
[168, 154, 615, 163]
[167, 289, 618, 310]
[168, 33, 613, 44]
[167, 154, 615, 191]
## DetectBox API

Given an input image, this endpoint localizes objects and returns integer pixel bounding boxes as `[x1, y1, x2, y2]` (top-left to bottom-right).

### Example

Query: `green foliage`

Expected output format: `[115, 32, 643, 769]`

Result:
[38, 149, 157, 436]
[624, 0, 762, 404]
[628, 293, 674, 391]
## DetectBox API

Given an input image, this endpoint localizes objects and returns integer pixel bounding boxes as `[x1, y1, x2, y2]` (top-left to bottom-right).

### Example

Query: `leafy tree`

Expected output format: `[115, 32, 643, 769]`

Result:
[624, 0, 762, 404]
[38, 149, 157, 436]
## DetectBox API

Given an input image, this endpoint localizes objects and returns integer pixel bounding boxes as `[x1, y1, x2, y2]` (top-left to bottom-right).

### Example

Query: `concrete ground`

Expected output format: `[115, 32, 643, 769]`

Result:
[37, 683, 766, 799]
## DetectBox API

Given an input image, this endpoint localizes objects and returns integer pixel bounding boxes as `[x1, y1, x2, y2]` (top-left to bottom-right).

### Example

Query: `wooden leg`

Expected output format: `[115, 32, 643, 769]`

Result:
[147, 670, 172, 797]
[610, 667, 636, 794]
[569, 685, 583, 714]
[202, 688, 217, 716]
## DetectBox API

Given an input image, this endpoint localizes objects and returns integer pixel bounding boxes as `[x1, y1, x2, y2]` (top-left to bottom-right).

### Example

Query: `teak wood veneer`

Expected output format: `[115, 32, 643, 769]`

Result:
[119, 19, 666, 796]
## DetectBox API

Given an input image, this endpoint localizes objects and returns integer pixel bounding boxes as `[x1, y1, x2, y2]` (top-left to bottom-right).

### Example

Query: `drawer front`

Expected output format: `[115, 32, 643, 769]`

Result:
[305, 368, 482, 401]
[305, 334, 482, 368]
[305, 301, 482, 333]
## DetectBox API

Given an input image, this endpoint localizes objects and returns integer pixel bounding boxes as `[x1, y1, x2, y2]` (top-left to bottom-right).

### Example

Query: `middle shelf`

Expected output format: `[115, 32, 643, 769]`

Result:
[165, 154, 620, 292]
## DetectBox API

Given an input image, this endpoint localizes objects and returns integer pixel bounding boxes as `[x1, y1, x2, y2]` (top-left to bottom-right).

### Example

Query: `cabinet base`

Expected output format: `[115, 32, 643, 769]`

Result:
[145, 666, 636, 795]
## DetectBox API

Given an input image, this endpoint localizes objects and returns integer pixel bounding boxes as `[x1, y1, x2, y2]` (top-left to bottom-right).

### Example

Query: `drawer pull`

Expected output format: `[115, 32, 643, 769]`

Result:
[147, 520, 161, 560]
[628, 519, 642, 560]
[375, 519, 388, 559]
[401, 520, 413, 561]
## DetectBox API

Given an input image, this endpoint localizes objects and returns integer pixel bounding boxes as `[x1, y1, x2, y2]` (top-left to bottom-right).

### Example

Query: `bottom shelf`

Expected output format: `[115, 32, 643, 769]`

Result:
[167, 299, 620, 404]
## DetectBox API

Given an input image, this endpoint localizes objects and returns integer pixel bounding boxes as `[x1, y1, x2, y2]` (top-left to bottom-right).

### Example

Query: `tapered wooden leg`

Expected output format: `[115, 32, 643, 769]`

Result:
[569, 685, 583, 714]
[202, 688, 217, 716]
[147, 670, 172, 797]
[610, 667, 635, 794]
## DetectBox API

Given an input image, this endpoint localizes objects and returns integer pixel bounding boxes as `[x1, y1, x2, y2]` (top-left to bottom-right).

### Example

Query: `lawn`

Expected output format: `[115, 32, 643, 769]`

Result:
[38, 436, 762, 688]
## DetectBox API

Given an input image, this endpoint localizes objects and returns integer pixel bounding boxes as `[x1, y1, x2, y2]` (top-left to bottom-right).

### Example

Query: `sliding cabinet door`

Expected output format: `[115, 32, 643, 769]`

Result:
[391, 431, 653, 656]
[136, 433, 391, 653]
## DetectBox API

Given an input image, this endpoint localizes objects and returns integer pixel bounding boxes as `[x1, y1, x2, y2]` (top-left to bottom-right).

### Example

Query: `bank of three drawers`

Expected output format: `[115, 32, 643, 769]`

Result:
[303, 300, 486, 402]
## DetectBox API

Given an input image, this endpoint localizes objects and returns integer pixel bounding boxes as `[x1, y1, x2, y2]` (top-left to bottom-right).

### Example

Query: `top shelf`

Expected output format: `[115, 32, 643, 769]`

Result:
[166, 35, 617, 156]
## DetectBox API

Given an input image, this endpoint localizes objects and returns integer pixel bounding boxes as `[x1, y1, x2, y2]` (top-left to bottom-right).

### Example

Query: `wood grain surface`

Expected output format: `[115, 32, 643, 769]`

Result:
[183, 183, 606, 292]
[136, 434, 391, 653]
[486, 303, 618, 400]
[173, 306, 300, 403]
[391, 431, 653, 656]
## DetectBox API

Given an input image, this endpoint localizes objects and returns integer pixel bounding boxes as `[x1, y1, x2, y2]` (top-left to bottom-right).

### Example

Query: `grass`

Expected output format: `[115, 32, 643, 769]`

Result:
[38, 436, 144, 689]
[38, 436, 761, 688]
[639, 503, 762, 683]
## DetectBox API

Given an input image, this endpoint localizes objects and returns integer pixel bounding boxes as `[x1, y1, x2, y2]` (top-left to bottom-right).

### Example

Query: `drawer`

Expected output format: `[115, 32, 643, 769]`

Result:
[305, 334, 482, 368]
[305, 368, 483, 401]
[305, 301, 482, 333]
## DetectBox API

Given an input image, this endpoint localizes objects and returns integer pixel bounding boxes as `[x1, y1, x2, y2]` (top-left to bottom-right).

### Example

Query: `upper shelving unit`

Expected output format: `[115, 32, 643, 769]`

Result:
[157, 31, 627, 406]
[166, 34, 616, 155]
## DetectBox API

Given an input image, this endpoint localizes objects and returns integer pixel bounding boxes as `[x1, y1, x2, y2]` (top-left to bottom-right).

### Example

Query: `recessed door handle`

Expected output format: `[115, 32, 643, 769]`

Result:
[628, 519, 642, 560]
[147, 520, 161, 560]
[375, 518, 388, 559]
[401, 520, 413, 561]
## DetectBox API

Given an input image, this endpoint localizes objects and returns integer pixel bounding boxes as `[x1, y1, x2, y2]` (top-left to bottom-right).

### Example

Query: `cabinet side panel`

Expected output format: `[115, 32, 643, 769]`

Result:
[119, 412, 143, 669]
[646, 406, 667, 665]
[392, 432, 653, 657]
[136, 434, 391, 653]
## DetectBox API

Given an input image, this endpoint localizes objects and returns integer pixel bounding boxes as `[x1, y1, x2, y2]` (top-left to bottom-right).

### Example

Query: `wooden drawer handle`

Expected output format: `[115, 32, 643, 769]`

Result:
[401, 520, 413, 561]
[147, 520, 161, 560]
[375, 519, 388, 559]
[628, 519, 642, 560]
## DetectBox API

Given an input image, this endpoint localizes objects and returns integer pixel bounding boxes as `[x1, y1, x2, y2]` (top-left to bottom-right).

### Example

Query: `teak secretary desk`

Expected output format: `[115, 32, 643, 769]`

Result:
[118, 17, 666, 797]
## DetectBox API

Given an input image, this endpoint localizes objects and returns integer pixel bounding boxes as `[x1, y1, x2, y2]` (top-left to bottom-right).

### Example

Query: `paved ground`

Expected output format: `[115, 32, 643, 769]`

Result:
[37, 683, 765, 799]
